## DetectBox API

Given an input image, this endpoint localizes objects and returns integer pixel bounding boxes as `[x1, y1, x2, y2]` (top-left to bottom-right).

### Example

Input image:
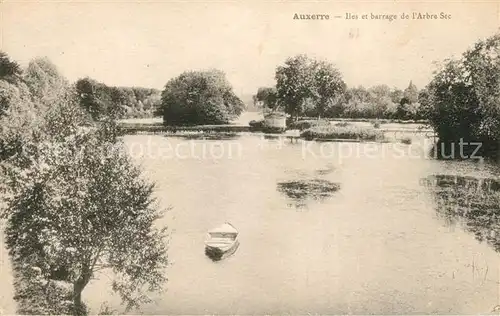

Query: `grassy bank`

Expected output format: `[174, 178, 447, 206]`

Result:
[299, 117, 428, 125]
[300, 124, 386, 142]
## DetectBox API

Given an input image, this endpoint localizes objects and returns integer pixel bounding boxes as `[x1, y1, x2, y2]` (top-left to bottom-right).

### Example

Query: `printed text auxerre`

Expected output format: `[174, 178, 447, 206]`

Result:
[293, 13, 330, 20]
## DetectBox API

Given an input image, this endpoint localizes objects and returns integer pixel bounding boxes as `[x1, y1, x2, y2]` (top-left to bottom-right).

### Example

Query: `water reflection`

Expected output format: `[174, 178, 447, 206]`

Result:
[277, 178, 341, 208]
[422, 174, 500, 252]
[315, 163, 335, 176]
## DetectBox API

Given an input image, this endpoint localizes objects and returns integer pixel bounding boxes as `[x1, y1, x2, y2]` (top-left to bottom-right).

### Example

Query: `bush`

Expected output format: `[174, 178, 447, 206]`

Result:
[373, 120, 381, 128]
[288, 119, 330, 130]
[300, 124, 385, 141]
[400, 136, 412, 144]
[249, 119, 265, 129]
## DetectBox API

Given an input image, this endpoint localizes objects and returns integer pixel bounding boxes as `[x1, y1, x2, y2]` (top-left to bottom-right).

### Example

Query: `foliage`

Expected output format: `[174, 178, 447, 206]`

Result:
[253, 87, 278, 111]
[12, 262, 76, 315]
[424, 32, 500, 159]
[76, 77, 162, 120]
[0, 54, 169, 315]
[0, 51, 22, 83]
[311, 60, 346, 118]
[249, 119, 265, 129]
[300, 124, 385, 141]
[275, 55, 346, 119]
[1, 116, 169, 314]
[161, 69, 244, 125]
[24, 57, 69, 106]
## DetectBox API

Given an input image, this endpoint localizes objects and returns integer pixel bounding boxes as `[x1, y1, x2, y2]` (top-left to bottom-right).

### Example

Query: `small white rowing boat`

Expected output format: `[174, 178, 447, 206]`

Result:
[204, 222, 239, 261]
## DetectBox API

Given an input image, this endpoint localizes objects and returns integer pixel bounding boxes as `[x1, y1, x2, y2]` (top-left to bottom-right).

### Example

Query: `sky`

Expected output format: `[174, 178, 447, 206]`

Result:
[1, 1, 499, 96]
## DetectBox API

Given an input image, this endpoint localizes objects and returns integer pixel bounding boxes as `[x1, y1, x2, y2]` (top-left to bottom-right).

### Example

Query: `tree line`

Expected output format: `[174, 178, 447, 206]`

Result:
[75, 78, 162, 120]
[253, 54, 425, 121]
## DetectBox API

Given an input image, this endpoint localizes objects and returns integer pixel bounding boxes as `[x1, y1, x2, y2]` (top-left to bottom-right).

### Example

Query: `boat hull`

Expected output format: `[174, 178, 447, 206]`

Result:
[205, 240, 240, 261]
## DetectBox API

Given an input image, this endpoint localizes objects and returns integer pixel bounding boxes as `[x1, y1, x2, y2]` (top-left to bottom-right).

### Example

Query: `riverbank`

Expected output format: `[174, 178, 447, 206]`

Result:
[117, 114, 434, 141]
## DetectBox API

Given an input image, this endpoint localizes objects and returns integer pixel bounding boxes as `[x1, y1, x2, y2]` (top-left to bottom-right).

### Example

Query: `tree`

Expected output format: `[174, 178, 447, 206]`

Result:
[0, 51, 22, 83]
[424, 32, 500, 158]
[311, 60, 346, 118]
[254, 87, 278, 111]
[275, 55, 345, 120]
[76, 78, 117, 120]
[417, 88, 432, 120]
[403, 81, 419, 104]
[275, 55, 315, 120]
[161, 69, 244, 125]
[396, 81, 420, 119]
[367, 85, 392, 118]
[425, 58, 481, 158]
[23, 57, 69, 105]
[1, 104, 169, 315]
[463, 33, 500, 141]
[0, 57, 44, 162]
[1, 55, 168, 315]
[390, 88, 404, 105]
[344, 86, 372, 118]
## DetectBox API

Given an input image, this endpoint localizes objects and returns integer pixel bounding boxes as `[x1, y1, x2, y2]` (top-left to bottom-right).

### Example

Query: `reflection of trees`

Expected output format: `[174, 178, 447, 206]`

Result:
[422, 174, 500, 252]
[277, 179, 340, 208]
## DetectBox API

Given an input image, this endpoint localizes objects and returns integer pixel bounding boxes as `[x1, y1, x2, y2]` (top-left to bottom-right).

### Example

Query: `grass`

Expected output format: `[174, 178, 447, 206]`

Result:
[300, 124, 386, 141]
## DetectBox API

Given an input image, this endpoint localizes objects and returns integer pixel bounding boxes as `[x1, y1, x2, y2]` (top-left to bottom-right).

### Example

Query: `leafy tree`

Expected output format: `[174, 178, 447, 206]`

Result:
[397, 81, 420, 119]
[0, 51, 22, 83]
[425, 58, 481, 157]
[275, 55, 315, 120]
[254, 87, 278, 111]
[1, 55, 169, 315]
[311, 60, 346, 118]
[161, 69, 244, 125]
[403, 81, 419, 104]
[344, 86, 372, 118]
[275, 55, 345, 120]
[417, 88, 432, 119]
[367, 85, 392, 118]
[425, 32, 500, 158]
[1, 102, 169, 314]
[390, 88, 404, 105]
[463, 33, 500, 141]
[76, 78, 117, 120]
[23, 57, 68, 105]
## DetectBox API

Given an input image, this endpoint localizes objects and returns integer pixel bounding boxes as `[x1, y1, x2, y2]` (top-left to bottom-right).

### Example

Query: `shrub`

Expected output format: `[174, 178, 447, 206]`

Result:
[249, 119, 265, 129]
[288, 119, 329, 130]
[300, 124, 385, 141]
[373, 120, 381, 128]
[400, 136, 412, 144]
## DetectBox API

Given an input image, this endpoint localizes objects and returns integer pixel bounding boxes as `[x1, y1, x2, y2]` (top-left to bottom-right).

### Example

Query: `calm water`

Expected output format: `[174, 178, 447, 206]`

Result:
[86, 134, 500, 314]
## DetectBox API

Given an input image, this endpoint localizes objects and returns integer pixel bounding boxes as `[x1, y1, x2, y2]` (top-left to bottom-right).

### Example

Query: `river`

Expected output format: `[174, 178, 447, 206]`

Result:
[83, 133, 500, 314]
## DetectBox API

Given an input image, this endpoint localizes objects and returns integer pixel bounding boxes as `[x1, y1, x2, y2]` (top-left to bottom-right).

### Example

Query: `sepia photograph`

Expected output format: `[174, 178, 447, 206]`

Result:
[1, 0, 500, 315]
